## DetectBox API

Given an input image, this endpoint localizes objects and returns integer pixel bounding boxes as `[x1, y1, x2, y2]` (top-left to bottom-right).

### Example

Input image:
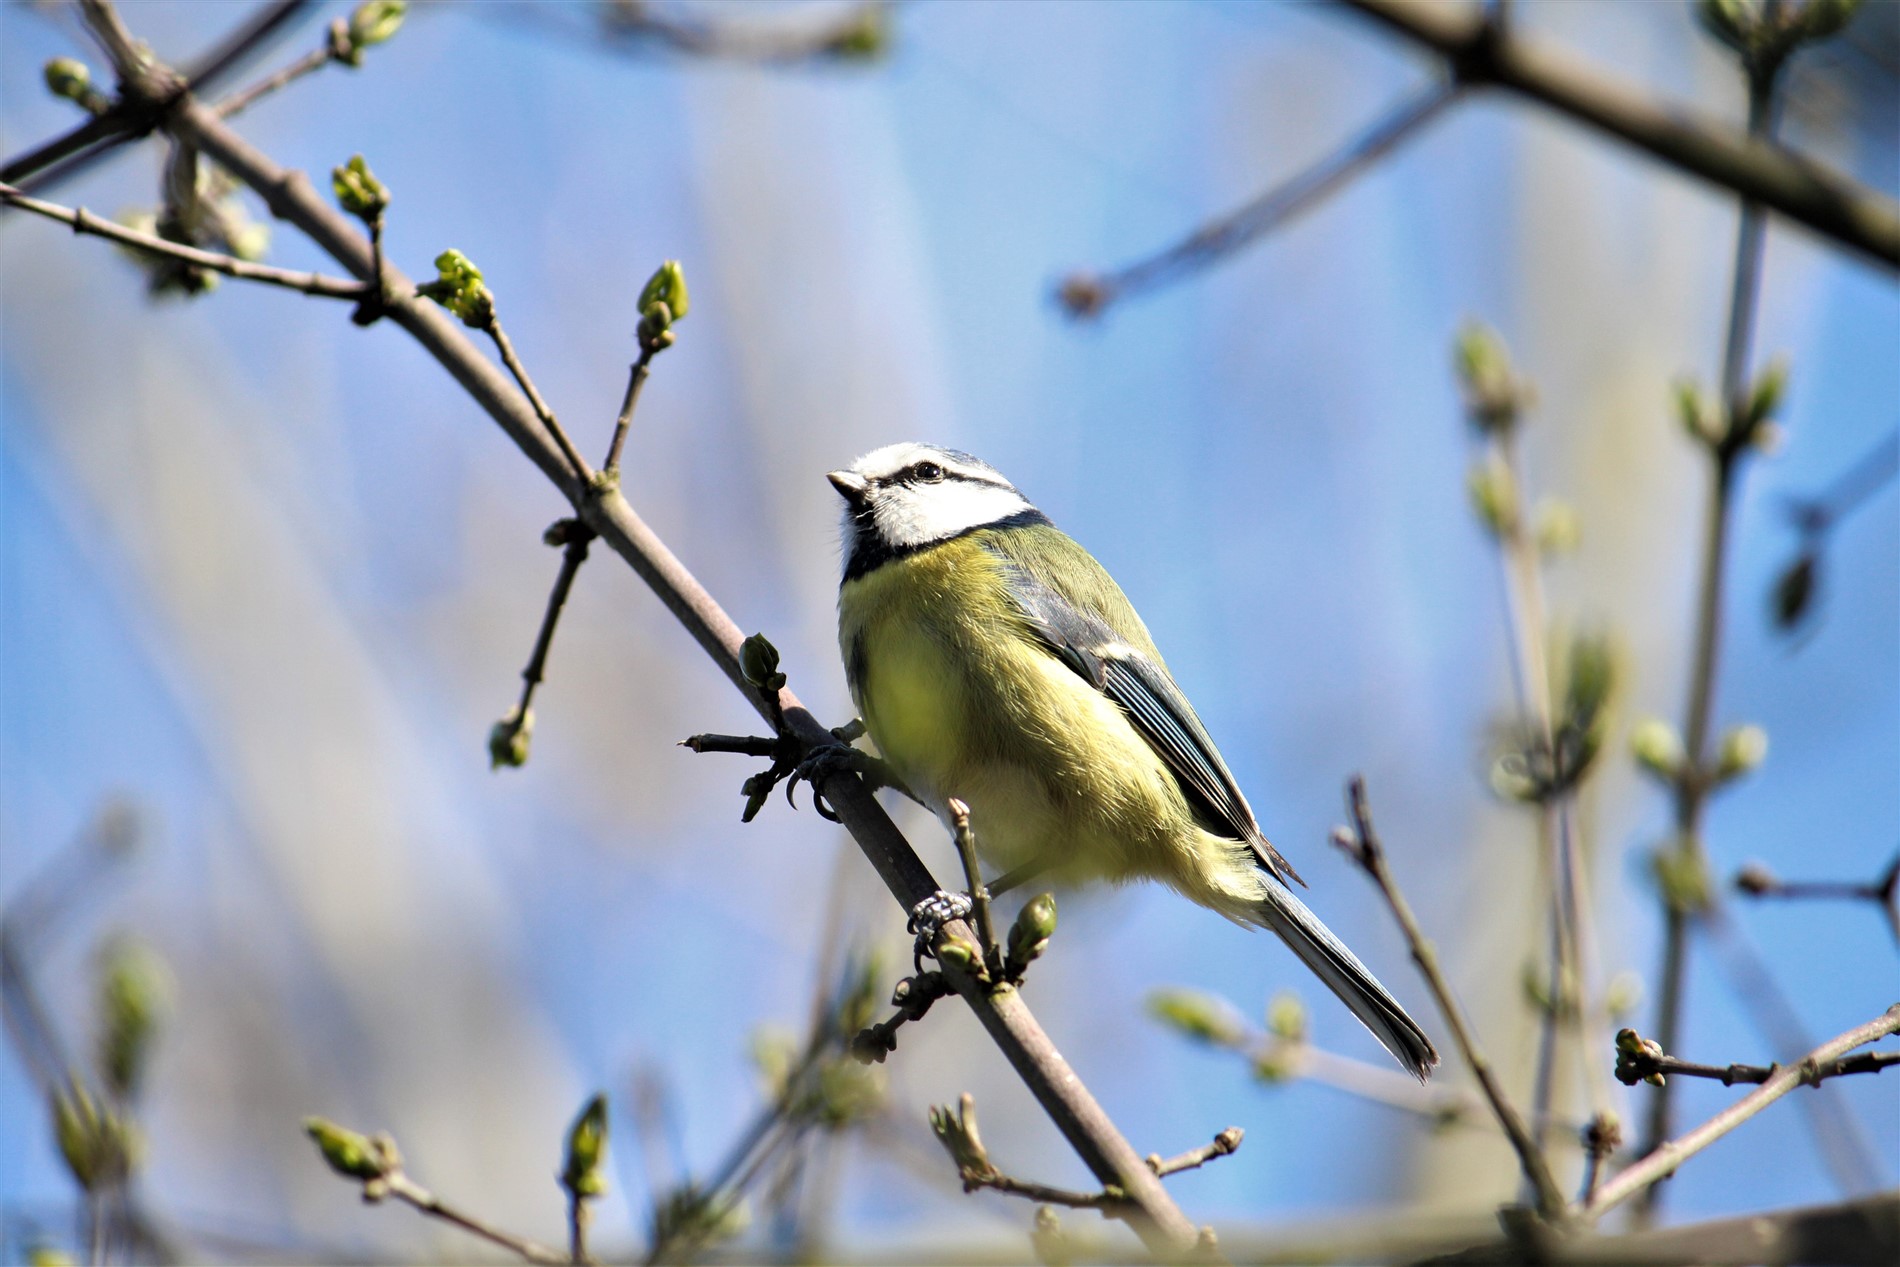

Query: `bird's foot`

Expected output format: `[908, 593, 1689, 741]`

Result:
[789, 741, 914, 820]
[908, 890, 976, 969]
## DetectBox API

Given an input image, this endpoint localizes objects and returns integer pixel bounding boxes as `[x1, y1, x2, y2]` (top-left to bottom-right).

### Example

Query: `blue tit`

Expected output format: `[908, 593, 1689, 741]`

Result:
[827, 442, 1439, 1079]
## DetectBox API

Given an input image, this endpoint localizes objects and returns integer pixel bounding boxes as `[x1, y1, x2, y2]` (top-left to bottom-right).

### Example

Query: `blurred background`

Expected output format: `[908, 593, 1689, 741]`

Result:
[1, 0, 1895, 1260]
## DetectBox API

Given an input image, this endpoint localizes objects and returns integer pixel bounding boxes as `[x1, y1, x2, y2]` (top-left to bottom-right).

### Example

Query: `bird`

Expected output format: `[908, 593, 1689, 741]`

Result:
[826, 442, 1438, 1080]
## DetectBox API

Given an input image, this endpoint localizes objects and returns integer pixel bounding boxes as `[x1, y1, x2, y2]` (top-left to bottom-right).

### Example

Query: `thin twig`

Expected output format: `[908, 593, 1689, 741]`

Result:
[972, 1173, 1124, 1211]
[0, 181, 366, 299]
[76, 19, 1198, 1248]
[514, 527, 594, 726]
[603, 346, 656, 475]
[381, 1172, 567, 1265]
[1334, 0, 1900, 270]
[1638, 28, 1787, 1218]
[1146, 1128, 1243, 1178]
[1736, 851, 1900, 950]
[946, 799, 999, 965]
[213, 43, 333, 118]
[1335, 777, 1567, 1220]
[598, 0, 889, 64]
[1621, 1044, 1897, 1088]
[1057, 78, 1458, 318]
[483, 316, 594, 485]
[1582, 1005, 1900, 1220]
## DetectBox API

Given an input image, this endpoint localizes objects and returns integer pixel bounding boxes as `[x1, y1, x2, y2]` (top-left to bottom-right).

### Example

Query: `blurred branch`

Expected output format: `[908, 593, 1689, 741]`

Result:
[1335, 0, 1900, 271]
[303, 1119, 566, 1264]
[0, 181, 366, 298]
[1056, 79, 1458, 319]
[1735, 853, 1900, 947]
[1613, 1026, 1898, 1088]
[1637, 4, 1794, 1213]
[1331, 777, 1568, 1220]
[599, 0, 891, 63]
[1147, 1128, 1243, 1179]
[1771, 430, 1899, 634]
[1582, 1004, 1900, 1220]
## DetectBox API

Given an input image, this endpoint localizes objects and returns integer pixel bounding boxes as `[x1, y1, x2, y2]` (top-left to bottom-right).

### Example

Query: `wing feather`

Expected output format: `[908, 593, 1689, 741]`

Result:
[1001, 563, 1304, 886]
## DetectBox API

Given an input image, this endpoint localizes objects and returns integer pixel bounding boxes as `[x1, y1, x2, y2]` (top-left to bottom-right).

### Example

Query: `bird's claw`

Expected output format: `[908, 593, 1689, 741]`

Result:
[788, 743, 874, 821]
[908, 890, 974, 967]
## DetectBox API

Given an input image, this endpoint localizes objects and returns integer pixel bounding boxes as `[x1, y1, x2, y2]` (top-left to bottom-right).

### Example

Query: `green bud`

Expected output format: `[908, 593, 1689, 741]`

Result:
[637, 259, 690, 323]
[823, 6, 889, 60]
[1520, 961, 1555, 1017]
[331, 154, 390, 220]
[43, 57, 93, 104]
[562, 1093, 609, 1199]
[928, 1093, 994, 1182]
[1674, 381, 1723, 448]
[1614, 1027, 1667, 1087]
[1453, 323, 1524, 433]
[1745, 359, 1788, 431]
[1650, 842, 1712, 917]
[933, 929, 983, 976]
[1264, 991, 1307, 1043]
[96, 938, 171, 1100]
[304, 1116, 390, 1181]
[1715, 723, 1768, 782]
[1630, 718, 1685, 780]
[1251, 1047, 1298, 1084]
[1031, 1204, 1071, 1267]
[814, 1056, 885, 1128]
[737, 633, 786, 694]
[488, 705, 532, 769]
[749, 1026, 798, 1100]
[1466, 456, 1518, 536]
[27, 1246, 77, 1267]
[1698, 0, 1757, 51]
[349, 0, 408, 49]
[1534, 499, 1580, 555]
[1147, 988, 1244, 1047]
[416, 249, 493, 327]
[226, 219, 271, 263]
[1603, 971, 1644, 1020]
[1006, 892, 1057, 973]
[1795, 0, 1861, 42]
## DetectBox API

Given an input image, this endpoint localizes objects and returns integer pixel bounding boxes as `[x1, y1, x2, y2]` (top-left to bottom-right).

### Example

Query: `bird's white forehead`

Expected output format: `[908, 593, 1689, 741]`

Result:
[846, 443, 1010, 487]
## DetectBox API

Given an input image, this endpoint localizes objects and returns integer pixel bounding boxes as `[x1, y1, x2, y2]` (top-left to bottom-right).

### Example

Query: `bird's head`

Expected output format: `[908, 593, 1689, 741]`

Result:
[828, 443, 1043, 578]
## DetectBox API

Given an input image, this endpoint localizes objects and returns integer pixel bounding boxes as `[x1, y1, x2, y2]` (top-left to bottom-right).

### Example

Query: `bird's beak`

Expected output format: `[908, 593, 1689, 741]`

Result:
[827, 470, 869, 504]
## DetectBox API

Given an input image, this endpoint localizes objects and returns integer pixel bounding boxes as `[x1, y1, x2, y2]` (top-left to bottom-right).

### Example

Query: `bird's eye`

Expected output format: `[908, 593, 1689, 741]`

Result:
[913, 462, 944, 483]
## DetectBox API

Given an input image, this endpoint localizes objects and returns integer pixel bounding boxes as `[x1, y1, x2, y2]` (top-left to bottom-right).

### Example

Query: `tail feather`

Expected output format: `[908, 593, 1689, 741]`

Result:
[1250, 876, 1439, 1081]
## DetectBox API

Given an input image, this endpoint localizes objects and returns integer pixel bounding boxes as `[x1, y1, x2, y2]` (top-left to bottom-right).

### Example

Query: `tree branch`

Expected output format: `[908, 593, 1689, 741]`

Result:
[0, 181, 366, 299]
[115, 47, 1198, 1258]
[1581, 1004, 1900, 1220]
[1056, 78, 1459, 318]
[1333, 777, 1568, 1220]
[1334, 0, 1900, 271]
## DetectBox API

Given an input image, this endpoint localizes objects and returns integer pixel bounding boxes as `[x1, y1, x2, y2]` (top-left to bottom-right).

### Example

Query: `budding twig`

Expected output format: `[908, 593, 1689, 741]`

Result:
[1146, 1128, 1243, 1178]
[1614, 1027, 1899, 1090]
[482, 315, 593, 485]
[1582, 1004, 1900, 1220]
[946, 800, 999, 970]
[0, 182, 366, 299]
[1334, 777, 1567, 1220]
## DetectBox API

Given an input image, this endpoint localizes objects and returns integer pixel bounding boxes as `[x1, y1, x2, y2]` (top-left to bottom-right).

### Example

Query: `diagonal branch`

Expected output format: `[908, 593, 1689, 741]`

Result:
[1336, 0, 1900, 271]
[125, 59, 1199, 1261]
[1057, 78, 1459, 318]
[1581, 1004, 1900, 1220]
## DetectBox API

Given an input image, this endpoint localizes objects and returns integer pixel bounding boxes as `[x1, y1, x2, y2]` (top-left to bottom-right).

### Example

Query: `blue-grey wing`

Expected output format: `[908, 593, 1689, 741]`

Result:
[1002, 567, 1304, 886]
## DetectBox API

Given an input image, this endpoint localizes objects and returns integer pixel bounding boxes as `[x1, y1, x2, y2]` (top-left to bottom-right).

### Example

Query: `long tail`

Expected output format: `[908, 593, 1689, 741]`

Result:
[1249, 875, 1440, 1081]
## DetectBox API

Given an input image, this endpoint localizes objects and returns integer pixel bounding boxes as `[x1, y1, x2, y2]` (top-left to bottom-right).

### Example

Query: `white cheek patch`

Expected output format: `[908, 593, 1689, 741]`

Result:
[875, 480, 1031, 549]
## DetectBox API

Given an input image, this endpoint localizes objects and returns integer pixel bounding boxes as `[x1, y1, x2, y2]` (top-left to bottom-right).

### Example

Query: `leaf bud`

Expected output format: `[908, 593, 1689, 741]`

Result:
[96, 938, 171, 1100]
[1650, 843, 1711, 917]
[488, 705, 532, 769]
[824, 6, 889, 59]
[1006, 892, 1057, 972]
[1603, 971, 1644, 1020]
[331, 154, 390, 221]
[44, 58, 95, 106]
[927, 1093, 994, 1182]
[1466, 456, 1518, 536]
[1614, 1027, 1667, 1086]
[1674, 380, 1723, 449]
[1794, 0, 1862, 45]
[1453, 323, 1526, 433]
[1147, 988, 1244, 1047]
[1698, 0, 1758, 51]
[562, 1092, 609, 1200]
[737, 632, 786, 694]
[1715, 723, 1768, 782]
[349, 0, 409, 50]
[1734, 860, 1778, 895]
[1264, 991, 1307, 1043]
[304, 1116, 389, 1181]
[1630, 718, 1685, 781]
[1744, 359, 1788, 431]
[933, 929, 983, 976]
[1251, 1047, 1298, 1084]
[1534, 498, 1581, 555]
[636, 260, 689, 349]
[1031, 1204, 1071, 1267]
[416, 249, 493, 327]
